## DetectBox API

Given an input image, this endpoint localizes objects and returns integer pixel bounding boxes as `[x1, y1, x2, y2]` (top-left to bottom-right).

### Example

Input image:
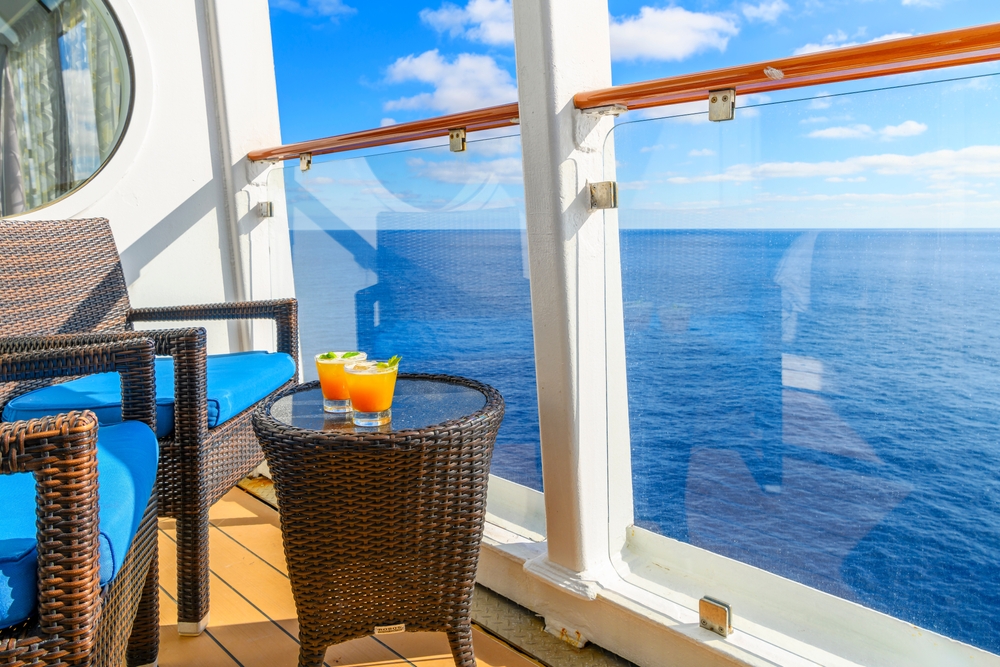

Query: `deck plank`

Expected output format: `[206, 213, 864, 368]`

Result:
[158, 588, 240, 667]
[467, 629, 543, 667]
[160, 516, 408, 666]
[210, 487, 289, 575]
[205, 522, 404, 666]
[377, 629, 540, 667]
[157, 488, 541, 667]
[158, 530, 304, 667]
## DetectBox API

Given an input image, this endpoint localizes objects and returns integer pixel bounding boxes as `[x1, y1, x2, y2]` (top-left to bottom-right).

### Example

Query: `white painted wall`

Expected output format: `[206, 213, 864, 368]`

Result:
[15, 0, 293, 355]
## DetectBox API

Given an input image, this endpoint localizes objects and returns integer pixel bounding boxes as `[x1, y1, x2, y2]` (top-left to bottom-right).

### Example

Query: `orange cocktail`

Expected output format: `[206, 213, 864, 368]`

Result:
[344, 356, 400, 426]
[315, 351, 367, 413]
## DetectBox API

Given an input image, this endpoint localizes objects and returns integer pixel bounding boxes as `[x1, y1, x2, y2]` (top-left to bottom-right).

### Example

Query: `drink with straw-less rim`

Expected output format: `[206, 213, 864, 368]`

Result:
[344, 356, 401, 426]
[315, 351, 367, 413]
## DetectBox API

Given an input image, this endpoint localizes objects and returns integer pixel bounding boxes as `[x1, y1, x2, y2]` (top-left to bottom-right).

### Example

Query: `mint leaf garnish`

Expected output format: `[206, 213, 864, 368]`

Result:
[342, 351, 361, 358]
[319, 351, 338, 359]
[387, 355, 402, 367]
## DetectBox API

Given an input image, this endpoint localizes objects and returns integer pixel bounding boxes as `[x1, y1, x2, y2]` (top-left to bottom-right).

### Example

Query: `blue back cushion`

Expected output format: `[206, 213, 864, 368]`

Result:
[0, 421, 158, 628]
[2, 351, 296, 439]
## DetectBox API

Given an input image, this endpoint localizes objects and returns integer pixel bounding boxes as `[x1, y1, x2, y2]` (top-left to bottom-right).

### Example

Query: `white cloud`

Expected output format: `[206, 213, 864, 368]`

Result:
[666, 145, 1000, 184]
[610, 6, 739, 62]
[755, 190, 978, 204]
[640, 144, 664, 153]
[638, 100, 711, 123]
[809, 124, 875, 139]
[801, 116, 830, 124]
[689, 148, 716, 156]
[380, 118, 397, 127]
[808, 121, 928, 141]
[468, 131, 522, 156]
[271, 0, 355, 20]
[408, 156, 523, 184]
[826, 176, 867, 182]
[737, 92, 772, 118]
[742, 0, 789, 23]
[949, 78, 992, 93]
[385, 50, 517, 114]
[420, 0, 513, 45]
[741, 93, 772, 106]
[880, 120, 928, 139]
[794, 31, 912, 56]
[901, 0, 940, 6]
[808, 95, 833, 110]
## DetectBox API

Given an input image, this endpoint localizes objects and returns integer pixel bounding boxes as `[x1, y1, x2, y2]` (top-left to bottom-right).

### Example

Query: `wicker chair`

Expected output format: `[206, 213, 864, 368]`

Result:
[0, 337, 159, 667]
[0, 218, 299, 635]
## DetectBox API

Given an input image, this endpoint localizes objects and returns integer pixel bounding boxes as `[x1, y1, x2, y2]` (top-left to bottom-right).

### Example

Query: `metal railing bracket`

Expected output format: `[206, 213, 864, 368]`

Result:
[708, 89, 736, 122]
[700, 596, 732, 638]
[449, 128, 467, 152]
[589, 181, 618, 210]
[582, 103, 628, 117]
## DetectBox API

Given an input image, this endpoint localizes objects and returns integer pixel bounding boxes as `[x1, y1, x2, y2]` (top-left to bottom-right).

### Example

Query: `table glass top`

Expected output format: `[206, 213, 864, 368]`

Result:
[270, 378, 488, 433]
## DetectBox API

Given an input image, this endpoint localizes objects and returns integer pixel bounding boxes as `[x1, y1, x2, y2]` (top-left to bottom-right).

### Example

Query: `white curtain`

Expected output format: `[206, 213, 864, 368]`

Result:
[0, 0, 124, 215]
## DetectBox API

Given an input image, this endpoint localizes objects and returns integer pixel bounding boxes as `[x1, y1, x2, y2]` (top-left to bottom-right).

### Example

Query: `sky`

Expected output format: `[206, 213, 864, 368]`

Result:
[267, 0, 1000, 229]
[268, 0, 997, 141]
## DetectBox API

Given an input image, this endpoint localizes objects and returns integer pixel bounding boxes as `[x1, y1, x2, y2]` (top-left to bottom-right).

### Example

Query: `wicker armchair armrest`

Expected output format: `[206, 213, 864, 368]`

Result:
[0, 330, 202, 359]
[128, 299, 298, 361]
[4, 330, 214, 447]
[0, 411, 102, 662]
[0, 338, 157, 431]
[1, 338, 156, 662]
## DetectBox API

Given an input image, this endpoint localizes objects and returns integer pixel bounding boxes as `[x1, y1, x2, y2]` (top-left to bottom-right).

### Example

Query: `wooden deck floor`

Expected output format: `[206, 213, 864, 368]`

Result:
[157, 488, 539, 667]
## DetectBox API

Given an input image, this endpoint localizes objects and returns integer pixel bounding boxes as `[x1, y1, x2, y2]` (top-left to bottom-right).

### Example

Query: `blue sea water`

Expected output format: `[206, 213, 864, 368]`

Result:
[291, 228, 1000, 655]
[291, 228, 542, 490]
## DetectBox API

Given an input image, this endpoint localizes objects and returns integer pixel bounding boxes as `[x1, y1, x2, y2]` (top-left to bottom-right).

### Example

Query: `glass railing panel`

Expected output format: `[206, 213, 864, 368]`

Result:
[608, 64, 1000, 653]
[267, 134, 542, 490]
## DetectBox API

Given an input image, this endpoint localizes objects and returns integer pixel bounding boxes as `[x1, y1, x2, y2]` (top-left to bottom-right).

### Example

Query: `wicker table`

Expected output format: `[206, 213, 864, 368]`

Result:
[252, 374, 504, 667]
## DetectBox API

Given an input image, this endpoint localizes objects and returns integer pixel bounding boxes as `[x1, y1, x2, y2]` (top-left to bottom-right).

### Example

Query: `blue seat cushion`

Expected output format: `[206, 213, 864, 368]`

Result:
[2, 351, 296, 439]
[0, 420, 158, 628]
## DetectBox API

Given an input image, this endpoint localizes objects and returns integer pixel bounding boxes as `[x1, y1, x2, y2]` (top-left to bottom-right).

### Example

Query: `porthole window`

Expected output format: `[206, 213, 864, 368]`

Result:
[0, 0, 131, 215]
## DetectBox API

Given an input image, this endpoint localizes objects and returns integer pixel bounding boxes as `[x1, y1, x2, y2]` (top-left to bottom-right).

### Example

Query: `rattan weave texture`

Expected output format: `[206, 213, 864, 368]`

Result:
[253, 376, 504, 667]
[0, 338, 159, 667]
[0, 217, 299, 629]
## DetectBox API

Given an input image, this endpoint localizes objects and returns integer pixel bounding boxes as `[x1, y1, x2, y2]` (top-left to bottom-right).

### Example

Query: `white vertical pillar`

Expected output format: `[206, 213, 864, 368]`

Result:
[512, 0, 632, 576]
[204, 0, 250, 351]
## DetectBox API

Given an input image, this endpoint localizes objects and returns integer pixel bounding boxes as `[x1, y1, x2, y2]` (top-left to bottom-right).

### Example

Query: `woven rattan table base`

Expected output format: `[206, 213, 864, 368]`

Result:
[253, 375, 503, 667]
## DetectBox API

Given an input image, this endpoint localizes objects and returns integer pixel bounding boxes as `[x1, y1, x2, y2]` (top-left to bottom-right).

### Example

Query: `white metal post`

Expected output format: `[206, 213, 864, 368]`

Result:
[512, 0, 633, 579]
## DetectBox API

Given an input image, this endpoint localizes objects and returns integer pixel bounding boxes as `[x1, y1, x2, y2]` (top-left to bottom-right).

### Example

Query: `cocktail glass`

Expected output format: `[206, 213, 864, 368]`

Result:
[315, 351, 367, 413]
[344, 358, 399, 426]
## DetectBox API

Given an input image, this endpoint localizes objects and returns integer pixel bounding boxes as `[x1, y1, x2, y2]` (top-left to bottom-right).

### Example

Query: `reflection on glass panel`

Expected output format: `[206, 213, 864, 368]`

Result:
[268, 135, 542, 489]
[611, 66, 1000, 653]
[0, 0, 129, 215]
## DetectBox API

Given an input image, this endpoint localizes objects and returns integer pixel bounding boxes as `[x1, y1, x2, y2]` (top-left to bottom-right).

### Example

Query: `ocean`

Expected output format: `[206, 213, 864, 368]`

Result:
[291, 227, 1000, 654]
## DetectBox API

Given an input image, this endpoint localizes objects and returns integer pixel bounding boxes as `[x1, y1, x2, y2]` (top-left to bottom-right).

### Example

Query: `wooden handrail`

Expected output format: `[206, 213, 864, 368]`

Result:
[249, 23, 1000, 162]
[247, 102, 519, 162]
[575, 22, 1000, 110]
